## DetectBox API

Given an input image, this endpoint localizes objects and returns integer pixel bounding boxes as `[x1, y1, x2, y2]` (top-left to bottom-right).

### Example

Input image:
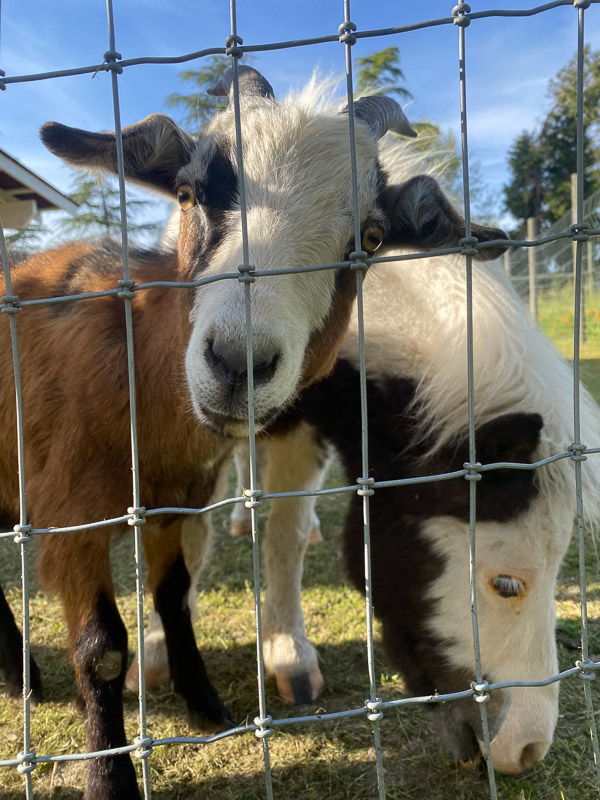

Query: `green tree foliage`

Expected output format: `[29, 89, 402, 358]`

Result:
[58, 172, 161, 242]
[165, 49, 412, 136]
[504, 47, 600, 233]
[355, 46, 412, 102]
[504, 132, 545, 224]
[5, 220, 48, 250]
[165, 56, 230, 135]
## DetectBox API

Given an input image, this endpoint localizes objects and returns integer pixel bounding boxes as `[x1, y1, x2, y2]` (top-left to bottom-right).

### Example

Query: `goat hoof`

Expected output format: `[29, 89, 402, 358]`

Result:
[229, 520, 252, 537]
[187, 687, 234, 730]
[125, 659, 170, 692]
[276, 667, 324, 705]
[309, 526, 322, 544]
[4, 659, 43, 705]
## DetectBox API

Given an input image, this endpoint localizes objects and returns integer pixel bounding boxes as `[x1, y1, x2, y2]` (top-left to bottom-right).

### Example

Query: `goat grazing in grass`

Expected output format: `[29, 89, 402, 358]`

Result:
[0, 67, 505, 799]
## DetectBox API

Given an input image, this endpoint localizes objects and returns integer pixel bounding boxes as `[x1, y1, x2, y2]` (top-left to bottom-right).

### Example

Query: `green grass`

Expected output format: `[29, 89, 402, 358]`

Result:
[2, 314, 600, 798]
[538, 284, 600, 360]
[1, 456, 600, 800]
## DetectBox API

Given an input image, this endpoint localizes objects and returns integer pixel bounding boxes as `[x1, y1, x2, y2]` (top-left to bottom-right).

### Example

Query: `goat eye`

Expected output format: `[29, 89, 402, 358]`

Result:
[361, 225, 384, 253]
[491, 574, 525, 599]
[177, 184, 195, 211]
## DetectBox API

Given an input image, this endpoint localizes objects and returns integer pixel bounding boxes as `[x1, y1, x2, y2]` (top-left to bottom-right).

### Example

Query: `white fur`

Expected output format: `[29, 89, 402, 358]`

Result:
[184, 87, 384, 431]
[339, 252, 600, 772]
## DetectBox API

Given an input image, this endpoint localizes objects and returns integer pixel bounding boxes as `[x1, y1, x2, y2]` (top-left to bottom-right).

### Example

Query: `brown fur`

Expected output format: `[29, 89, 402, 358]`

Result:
[0, 241, 235, 798]
[300, 268, 357, 387]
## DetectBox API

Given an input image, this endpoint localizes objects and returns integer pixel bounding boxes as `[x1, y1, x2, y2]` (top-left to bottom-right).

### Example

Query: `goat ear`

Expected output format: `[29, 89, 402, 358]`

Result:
[40, 114, 196, 197]
[379, 174, 508, 261]
[475, 413, 543, 465]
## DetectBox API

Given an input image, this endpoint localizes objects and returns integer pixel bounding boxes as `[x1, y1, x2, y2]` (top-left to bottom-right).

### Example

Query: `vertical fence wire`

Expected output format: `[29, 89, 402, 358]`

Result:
[454, 6, 498, 797]
[104, 2, 152, 796]
[227, 2, 275, 795]
[341, 2, 386, 796]
[0, 0, 34, 775]
[572, 1, 600, 778]
[0, 223, 34, 799]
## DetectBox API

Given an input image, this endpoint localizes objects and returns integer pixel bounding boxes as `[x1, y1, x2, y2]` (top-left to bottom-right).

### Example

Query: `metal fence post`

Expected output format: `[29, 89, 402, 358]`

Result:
[573, 172, 587, 345]
[527, 217, 537, 323]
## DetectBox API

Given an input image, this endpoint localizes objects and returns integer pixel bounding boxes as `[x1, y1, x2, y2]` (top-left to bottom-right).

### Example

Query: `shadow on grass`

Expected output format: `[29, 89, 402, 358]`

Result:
[0, 743, 564, 800]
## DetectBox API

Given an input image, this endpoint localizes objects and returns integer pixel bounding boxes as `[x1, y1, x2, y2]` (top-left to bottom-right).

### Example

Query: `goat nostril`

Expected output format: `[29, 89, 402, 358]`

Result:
[253, 351, 280, 386]
[520, 741, 550, 771]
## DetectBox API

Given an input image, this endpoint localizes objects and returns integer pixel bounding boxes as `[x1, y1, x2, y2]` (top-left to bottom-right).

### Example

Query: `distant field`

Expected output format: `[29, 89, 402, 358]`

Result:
[537, 284, 600, 360]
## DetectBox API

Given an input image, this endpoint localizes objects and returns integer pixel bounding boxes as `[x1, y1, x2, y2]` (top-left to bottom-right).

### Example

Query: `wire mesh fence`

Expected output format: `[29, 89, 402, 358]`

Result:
[508, 185, 600, 355]
[0, 2, 599, 799]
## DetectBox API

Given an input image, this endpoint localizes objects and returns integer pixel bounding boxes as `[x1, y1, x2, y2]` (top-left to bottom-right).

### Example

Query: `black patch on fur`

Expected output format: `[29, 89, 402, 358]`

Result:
[278, 357, 540, 746]
[195, 141, 239, 212]
[155, 552, 232, 727]
[74, 591, 139, 799]
[378, 174, 508, 260]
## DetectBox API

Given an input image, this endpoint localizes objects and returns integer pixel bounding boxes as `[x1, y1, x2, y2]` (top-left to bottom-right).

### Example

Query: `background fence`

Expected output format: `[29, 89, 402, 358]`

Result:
[0, 2, 599, 799]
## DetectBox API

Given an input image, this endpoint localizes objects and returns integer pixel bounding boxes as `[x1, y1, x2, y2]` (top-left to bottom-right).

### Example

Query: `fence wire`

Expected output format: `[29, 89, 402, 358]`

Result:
[0, 2, 599, 799]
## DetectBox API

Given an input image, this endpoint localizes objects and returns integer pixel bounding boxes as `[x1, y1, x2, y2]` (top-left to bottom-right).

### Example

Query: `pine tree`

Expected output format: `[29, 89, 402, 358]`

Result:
[58, 173, 161, 242]
[165, 56, 230, 135]
[504, 47, 600, 232]
[355, 46, 412, 101]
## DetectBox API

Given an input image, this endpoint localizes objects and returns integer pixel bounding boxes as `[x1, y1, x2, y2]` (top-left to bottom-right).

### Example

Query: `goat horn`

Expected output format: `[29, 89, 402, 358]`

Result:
[208, 65, 275, 100]
[350, 96, 417, 140]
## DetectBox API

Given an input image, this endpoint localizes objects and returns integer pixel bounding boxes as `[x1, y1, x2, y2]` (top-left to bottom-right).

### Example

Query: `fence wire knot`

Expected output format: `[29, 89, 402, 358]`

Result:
[15, 749, 36, 775]
[576, 659, 597, 680]
[357, 476, 375, 497]
[133, 734, 153, 759]
[244, 488, 263, 509]
[103, 50, 123, 73]
[463, 462, 482, 481]
[569, 442, 587, 462]
[127, 506, 147, 527]
[458, 236, 478, 255]
[13, 524, 33, 544]
[570, 222, 590, 242]
[117, 279, 136, 299]
[470, 679, 491, 703]
[349, 250, 369, 271]
[254, 714, 273, 739]
[365, 698, 383, 722]
[237, 264, 256, 283]
[225, 34, 244, 58]
[339, 21, 358, 45]
[1, 295, 20, 314]
[452, 4, 472, 26]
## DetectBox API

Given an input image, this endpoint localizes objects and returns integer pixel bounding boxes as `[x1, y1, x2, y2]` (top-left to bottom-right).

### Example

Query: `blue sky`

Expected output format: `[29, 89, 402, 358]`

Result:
[1, 1, 599, 227]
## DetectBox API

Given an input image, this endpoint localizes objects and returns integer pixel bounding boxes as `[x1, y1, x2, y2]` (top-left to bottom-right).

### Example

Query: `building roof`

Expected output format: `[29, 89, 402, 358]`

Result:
[0, 148, 77, 228]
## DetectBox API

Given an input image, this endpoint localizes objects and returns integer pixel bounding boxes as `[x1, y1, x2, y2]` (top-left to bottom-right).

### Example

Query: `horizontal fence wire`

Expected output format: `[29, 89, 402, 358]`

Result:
[0, 1, 599, 798]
